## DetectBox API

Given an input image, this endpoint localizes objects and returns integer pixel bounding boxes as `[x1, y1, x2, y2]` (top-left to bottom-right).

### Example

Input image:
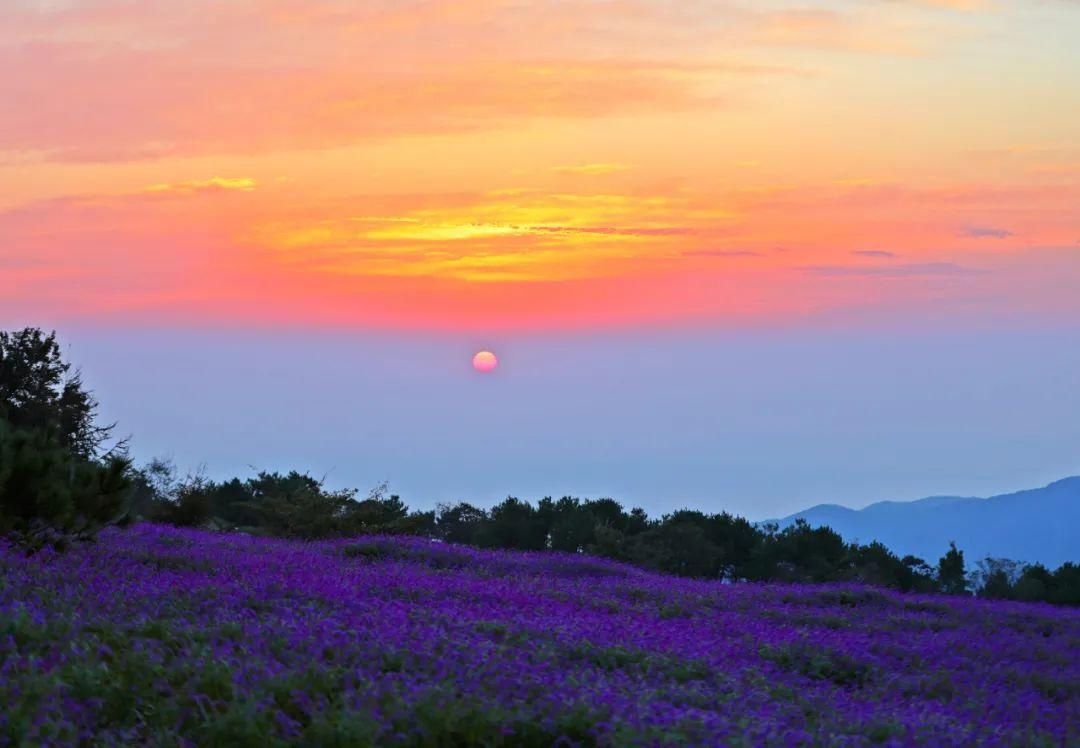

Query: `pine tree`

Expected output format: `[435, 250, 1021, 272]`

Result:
[938, 541, 968, 595]
[0, 328, 131, 550]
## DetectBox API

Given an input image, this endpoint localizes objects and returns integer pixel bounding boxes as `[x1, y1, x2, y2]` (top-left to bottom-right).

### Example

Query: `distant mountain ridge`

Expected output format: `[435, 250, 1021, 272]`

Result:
[772, 477, 1080, 567]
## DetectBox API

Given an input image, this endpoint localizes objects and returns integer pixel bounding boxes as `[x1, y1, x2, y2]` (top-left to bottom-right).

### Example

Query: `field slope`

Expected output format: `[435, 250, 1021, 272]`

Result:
[1, 525, 1077, 746]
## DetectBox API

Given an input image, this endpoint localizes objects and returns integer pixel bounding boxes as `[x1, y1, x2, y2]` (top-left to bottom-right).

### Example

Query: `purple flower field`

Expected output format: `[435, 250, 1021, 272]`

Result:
[1, 524, 1077, 746]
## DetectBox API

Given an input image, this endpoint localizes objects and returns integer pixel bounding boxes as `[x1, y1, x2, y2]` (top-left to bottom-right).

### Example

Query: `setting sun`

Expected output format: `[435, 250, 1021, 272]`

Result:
[472, 350, 498, 373]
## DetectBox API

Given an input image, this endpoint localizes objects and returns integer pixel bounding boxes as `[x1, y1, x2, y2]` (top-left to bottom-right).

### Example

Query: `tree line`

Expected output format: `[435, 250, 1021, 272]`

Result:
[2, 327, 1078, 605]
[131, 461, 1080, 604]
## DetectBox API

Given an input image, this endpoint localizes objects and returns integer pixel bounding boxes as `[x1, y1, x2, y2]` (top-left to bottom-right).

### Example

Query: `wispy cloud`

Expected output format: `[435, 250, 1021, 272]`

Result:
[144, 178, 258, 195]
[962, 225, 1014, 239]
[803, 262, 983, 277]
[908, 0, 985, 9]
[553, 163, 631, 176]
[852, 250, 897, 258]
[682, 249, 764, 258]
[750, 9, 926, 55]
[0, 0, 812, 165]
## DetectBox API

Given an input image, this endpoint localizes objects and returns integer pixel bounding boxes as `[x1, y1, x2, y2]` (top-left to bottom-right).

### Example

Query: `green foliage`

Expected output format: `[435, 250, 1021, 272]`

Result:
[759, 641, 875, 688]
[483, 497, 548, 550]
[969, 559, 1080, 606]
[938, 542, 968, 595]
[238, 471, 356, 538]
[136, 464, 428, 540]
[627, 518, 720, 578]
[0, 327, 113, 458]
[433, 501, 489, 544]
[121, 457, 1080, 604]
[165, 476, 216, 528]
[343, 540, 469, 570]
[539, 496, 594, 552]
[566, 642, 713, 684]
[840, 543, 938, 593]
[972, 557, 1023, 600]
[0, 330, 133, 550]
[757, 520, 848, 583]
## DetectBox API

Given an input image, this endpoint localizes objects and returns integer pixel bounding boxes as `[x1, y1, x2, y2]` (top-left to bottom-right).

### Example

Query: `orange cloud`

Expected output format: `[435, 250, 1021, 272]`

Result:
[255, 189, 717, 283]
[1, 0, 1078, 330]
[144, 178, 258, 195]
[553, 164, 632, 176]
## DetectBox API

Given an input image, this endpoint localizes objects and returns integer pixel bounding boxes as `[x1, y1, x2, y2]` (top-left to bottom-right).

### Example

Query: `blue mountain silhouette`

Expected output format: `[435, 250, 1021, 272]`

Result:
[773, 477, 1080, 567]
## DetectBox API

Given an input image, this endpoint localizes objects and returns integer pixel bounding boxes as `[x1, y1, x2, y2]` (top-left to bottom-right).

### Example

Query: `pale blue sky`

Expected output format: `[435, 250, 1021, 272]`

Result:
[50, 324, 1080, 520]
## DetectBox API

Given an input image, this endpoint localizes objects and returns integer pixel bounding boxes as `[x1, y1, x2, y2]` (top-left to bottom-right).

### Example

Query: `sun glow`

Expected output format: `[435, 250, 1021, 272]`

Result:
[0, 0, 1077, 329]
[472, 351, 498, 373]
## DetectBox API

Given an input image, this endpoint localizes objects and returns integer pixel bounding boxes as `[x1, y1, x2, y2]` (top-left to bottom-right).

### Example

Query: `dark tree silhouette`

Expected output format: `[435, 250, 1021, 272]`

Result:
[938, 541, 968, 595]
[486, 497, 547, 550]
[131, 461, 1078, 605]
[0, 328, 115, 458]
[0, 328, 131, 549]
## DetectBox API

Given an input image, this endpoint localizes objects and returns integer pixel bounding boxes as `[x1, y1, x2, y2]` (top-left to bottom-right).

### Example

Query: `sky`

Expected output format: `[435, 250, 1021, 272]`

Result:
[2, 0, 1079, 517]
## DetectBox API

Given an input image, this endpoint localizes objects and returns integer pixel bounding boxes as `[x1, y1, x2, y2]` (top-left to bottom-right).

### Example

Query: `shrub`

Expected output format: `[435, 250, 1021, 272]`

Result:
[0, 421, 131, 551]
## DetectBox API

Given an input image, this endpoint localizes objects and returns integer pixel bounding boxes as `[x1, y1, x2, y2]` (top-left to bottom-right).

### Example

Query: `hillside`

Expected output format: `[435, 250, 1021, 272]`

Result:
[2, 525, 1077, 746]
[774, 477, 1080, 567]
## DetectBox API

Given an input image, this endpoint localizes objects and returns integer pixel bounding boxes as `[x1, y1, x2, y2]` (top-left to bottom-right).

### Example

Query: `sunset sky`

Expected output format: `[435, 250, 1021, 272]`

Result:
[3, 0, 1079, 514]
